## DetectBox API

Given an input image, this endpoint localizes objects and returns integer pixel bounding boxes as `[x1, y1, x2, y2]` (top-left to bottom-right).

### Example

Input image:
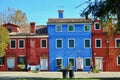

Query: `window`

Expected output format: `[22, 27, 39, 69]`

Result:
[116, 39, 120, 48]
[41, 39, 47, 48]
[84, 25, 90, 31]
[85, 39, 90, 48]
[18, 40, 24, 48]
[56, 39, 62, 48]
[68, 58, 74, 67]
[0, 57, 4, 65]
[56, 25, 62, 32]
[95, 39, 102, 48]
[8, 28, 12, 33]
[95, 23, 100, 30]
[68, 39, 75, 48]
[10, 40, 16, 48]
[117, 56, 120, 65]
[56, 58, 62, 66]
[68, 25, 74, 32]
[86, 58, 90, 66]
[18, 56, 26, 64]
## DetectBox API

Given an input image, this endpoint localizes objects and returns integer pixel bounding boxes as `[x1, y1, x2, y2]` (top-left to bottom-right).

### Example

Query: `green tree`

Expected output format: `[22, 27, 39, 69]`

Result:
[0, 7, 27, 26]
[0, 25, 10, 56]
[80, 0, 120, 33]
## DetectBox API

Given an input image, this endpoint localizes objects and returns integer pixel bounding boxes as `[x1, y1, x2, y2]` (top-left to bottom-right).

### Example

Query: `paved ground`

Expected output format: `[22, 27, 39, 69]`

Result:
[0, 71, 120, 78]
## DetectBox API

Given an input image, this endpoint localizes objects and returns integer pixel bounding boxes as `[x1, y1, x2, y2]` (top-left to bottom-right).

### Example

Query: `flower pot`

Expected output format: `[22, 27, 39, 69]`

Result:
[69, 70, 74, 78]
[62, 69, 68, 78]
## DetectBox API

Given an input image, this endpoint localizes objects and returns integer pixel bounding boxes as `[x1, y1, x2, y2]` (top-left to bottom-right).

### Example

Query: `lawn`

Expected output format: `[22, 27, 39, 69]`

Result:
[0, 78, 120, 80]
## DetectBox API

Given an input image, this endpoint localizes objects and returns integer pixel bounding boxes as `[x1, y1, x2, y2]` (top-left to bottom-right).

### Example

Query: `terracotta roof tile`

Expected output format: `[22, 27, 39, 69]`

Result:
[47, 18, 92, 23]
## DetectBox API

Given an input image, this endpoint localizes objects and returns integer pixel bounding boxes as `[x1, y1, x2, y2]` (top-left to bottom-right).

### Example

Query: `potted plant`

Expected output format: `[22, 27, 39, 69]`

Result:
[68, 62, 74, 78]
[18, 64, 25, 71]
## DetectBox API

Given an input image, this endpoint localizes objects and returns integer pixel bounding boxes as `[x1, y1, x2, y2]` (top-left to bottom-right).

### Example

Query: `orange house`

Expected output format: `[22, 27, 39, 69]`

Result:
[92, 20, 120, 71]
[0, 23, 49, 71]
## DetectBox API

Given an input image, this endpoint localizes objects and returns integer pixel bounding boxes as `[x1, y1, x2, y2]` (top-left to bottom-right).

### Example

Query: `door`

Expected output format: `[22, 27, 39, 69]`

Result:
[7, 57, 15, 70]
[95, 57, 103, 70]
[76, 58, 83, 71]
[40, 58, 48, 70]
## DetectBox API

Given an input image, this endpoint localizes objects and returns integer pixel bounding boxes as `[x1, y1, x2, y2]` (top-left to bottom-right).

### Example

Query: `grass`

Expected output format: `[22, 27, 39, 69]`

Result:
[0, 78, 120, 80]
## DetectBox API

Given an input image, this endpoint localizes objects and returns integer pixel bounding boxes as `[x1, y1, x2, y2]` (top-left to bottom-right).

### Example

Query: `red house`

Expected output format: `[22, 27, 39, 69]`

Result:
[92, 20, 120, 71]
[0, 23, 49, 71]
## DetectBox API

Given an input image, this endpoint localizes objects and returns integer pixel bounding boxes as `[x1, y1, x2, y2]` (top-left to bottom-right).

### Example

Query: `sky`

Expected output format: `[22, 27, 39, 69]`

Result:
[0, 0, 89, 25]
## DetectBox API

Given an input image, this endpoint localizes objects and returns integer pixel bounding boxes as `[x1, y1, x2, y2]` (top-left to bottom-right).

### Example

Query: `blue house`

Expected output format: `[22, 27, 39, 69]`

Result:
[47, 10, 92, 71]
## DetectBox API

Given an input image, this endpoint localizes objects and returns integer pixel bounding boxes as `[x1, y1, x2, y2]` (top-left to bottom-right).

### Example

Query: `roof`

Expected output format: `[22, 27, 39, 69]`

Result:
[3, 23, 20, 28]
[47, 18, 92, 23]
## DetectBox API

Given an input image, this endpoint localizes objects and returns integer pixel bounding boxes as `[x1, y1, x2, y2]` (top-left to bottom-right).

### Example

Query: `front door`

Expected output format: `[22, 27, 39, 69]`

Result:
[7, 57, 15, 70]
[40, 58, 48, 70]
[76, 58, 83, 71]
[95, 57, 103, 71]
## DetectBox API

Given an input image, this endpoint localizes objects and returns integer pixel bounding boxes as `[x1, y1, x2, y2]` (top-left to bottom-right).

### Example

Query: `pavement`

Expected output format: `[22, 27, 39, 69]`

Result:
[0, 71, 120, 78]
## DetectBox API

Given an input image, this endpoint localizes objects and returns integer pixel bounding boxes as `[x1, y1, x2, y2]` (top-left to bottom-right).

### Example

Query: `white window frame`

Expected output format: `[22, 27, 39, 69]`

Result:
[94, 22, 101, 30]
[84, 39, 91, 48]
[68, 58, 75, 67]
[84, 24, 90, 32]
[95, 39, 102, 48]
[68, 24, 74, 32]
[41, 39, 47, 48]
[56, 25, 62, 32]
[18, 39, 25, 49]
[85, 58, 91, 67]
[56, 57, 63, 66]
[10, 39, 16, 49]
[56, 39, 63, 49]
[68, 39, 75, 48]
[115, 38, 120, 48]
[117, 55, 120, 66]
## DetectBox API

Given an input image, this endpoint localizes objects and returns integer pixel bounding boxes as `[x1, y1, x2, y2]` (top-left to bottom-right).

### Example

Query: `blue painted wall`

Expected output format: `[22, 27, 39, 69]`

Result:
[47, 23, 92, 71]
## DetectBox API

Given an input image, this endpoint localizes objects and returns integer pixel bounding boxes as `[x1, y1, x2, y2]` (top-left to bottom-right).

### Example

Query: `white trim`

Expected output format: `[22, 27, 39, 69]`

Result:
[115, 38, 120, 48]
[94, 22, 101, 30]
[84, 39, 91, 48]
[95, 38, 102, 48]
[18, 39, 25, 49]
[68, 24, 75, 32]
[117, 55, 120, 66]
[68, 39, 75, 48]
[56, 57, 63, 66]
[10, 39, 16, 49]
[56, 25, 62, 32]
[84, 24, 91, 32]
[56, 39, 63, 49]
[41, 39, 47, 48]
[68, 57, 75, 67]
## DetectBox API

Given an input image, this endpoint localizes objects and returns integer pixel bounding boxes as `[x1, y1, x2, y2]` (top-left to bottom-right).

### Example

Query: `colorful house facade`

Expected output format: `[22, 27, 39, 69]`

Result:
[92, 20, 120, 71]
[0, 23, 49, 71]
[47, 10, 92, 71]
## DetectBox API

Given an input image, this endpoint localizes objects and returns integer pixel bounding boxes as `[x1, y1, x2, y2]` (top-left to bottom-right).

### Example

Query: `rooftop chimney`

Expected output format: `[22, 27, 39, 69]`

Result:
[30, 22, 36, 34]
[58, 10, 64, 19]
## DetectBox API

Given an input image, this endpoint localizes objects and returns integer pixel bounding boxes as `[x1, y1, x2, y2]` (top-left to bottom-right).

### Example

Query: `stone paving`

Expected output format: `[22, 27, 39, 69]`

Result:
[0, 72, 120, 78]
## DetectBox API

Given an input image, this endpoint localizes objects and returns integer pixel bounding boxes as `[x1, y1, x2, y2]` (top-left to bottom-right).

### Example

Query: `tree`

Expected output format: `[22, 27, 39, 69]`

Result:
[0, 25, 10, 56]
[0, 7, 27, 26]
[79, 0, 120, 33]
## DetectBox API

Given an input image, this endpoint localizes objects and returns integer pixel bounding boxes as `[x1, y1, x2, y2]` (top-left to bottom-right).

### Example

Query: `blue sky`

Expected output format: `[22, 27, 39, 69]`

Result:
[0, 0, 89, 25]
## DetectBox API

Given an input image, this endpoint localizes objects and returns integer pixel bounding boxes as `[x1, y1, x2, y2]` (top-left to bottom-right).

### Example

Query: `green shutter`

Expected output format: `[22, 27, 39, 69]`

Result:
[57, 40, 62, 48]
[86, 59, 90, 66]
[85, 40, 90, 48]
[85, 25, 90, 31]
[69, 58, 74, 66]
[69, 25, 74, 31]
